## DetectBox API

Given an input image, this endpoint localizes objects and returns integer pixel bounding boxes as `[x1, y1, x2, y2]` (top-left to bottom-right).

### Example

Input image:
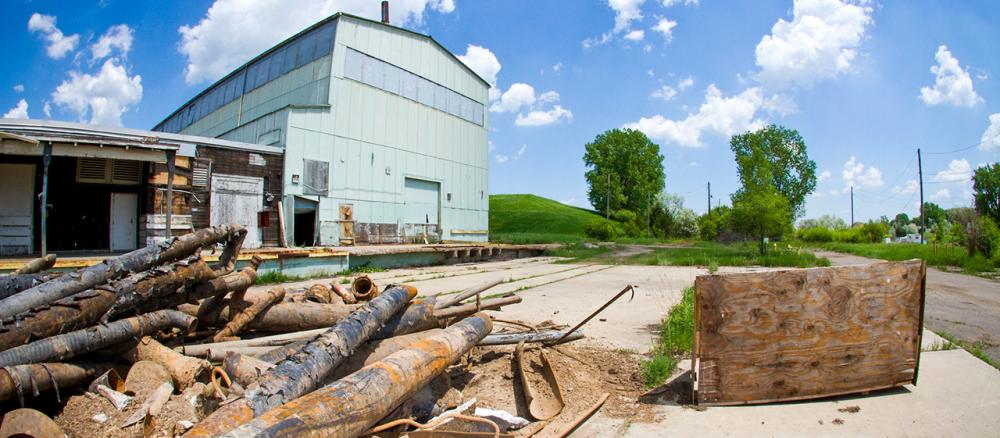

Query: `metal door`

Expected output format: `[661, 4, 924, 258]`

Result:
[0, 164, 35, 255]
[110, 193, 138, 251]
[210, 174, 263, 248]
[403, 178, 440, 235]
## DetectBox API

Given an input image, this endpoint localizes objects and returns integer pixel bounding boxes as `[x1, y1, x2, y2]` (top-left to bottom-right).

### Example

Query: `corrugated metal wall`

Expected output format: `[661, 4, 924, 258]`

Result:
[282, 16, 489, 244]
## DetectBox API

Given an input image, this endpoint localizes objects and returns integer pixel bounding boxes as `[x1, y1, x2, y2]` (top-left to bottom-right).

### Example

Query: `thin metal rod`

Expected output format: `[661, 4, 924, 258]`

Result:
[550, 285, 634, 345]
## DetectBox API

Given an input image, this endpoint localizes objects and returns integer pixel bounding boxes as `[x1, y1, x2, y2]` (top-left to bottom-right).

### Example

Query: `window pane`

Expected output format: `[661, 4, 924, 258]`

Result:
[314, 23, 334, 58]
[283, 40, 299, 73]
[269, 48, 285, 81]
[384, 64, 401, 95]
[417, 77, 433, 106]
[448, 90, 460, 116]
[362, 56, 383, 88]
[345, 49, 363, 80]
[254, 57, 270, 89]
[401, 70, 417, 100]
[473, 103, 483, 125]
[296, 32, 316, 67]
[433, 84, 447, 111]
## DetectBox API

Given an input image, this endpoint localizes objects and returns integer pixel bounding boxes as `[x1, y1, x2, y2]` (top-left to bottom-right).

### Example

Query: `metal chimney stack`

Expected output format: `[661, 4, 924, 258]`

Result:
[381, 1, 390, 24]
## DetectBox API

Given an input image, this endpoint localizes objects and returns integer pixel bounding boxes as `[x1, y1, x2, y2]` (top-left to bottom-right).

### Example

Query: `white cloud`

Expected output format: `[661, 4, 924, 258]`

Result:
[688, 161, 698, 167]
[625, 84, 767, 147]
[178, 0, 456, 84]
[933, 159, 972, 184]
[13, 84, 25, 93]
[841, 156, 883, 189]
[457, 45, 500, 87]
[609, 0, 646, 33]
[817, 170, 832, 182]
[515, 105, 573, 127]
[495, 154, 509, 163]
[3, 100, 29, 119]
[760, 93, 799, 116]
[892, 179, 918, 196]
[515, 144, 527, 160]
[981, 113, 1000, 152]
[662, 0, 698, 5]
[919, 45, 982, 107]
[552, 62, 563, 74]
[560, 197, 576, 205]
[651, 17, 677, 42]
[51, 59, 143, 126]
[28, 13, 80, 59]
[624, 29, 645, 41]
[90, 24, 133, 62]
[582, 32, 613, 49]
[647, 69, 655, 77]
[43, 101, 52, 118]
[677, 76, 694, 90]
[651, 85, 677, 101]
[754, 0, 873, 88]
[930, 188, 950, 201]
[491, 83, 539, 113]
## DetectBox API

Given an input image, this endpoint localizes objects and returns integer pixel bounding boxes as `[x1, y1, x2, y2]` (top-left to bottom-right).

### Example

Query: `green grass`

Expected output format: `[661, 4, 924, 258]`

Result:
[812, 241, 995, 274]
[642, 286, 696, 388]
[627, 241, 831, 268]
[937, 331, 1000, 370]
[489, 194, 604, 243]
[255, 265, 386, 285]
[545, 243, 614, 260]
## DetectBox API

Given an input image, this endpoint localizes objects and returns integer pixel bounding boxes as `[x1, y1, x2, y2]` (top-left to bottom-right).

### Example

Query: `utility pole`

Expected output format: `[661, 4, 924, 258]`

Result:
[918, 148, 925, 244]
[707, 182, 712, 217]
[850, 186, 854, 225]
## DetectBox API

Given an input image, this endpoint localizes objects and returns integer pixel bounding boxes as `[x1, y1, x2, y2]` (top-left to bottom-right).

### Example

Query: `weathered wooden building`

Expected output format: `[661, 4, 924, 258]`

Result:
[0, 119, 282, 255]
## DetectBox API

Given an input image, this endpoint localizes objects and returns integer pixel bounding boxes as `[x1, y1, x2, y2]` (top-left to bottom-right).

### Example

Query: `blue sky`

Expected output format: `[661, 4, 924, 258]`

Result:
[2, 0, 999, 223]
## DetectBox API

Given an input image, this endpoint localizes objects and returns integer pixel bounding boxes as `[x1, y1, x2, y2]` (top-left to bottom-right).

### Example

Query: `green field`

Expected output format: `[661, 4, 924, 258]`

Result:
[489, 194, 604, 243]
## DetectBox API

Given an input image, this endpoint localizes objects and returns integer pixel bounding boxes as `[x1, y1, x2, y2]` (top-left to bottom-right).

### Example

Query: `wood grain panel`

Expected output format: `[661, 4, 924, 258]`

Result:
[694, 260, 925, 405]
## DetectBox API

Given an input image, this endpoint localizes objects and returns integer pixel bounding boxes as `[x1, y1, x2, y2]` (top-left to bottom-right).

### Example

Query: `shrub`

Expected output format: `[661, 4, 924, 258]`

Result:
[583, 219, 621, 241]
[860, 222, 888, 243]
[797, 226, 834, 242]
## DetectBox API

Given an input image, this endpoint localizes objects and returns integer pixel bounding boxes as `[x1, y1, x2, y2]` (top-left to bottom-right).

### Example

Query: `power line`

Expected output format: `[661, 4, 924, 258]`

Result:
[922, 139, 985, 155]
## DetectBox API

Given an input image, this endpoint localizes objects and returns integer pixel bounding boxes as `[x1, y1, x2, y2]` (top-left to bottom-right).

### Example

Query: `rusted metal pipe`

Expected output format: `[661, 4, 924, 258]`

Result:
[12, 254, 57, 275]
[351, 275, 379, 301]
[433, 295, 523, 319]
[0, 362, 113, 404]
[222, 352, 275, 387]
[212, 288, 286, 342]
[185, 285, 418, 437]
[434, 278, 504, 310]
[0, 273, 57, 301]
[331, 281, 356, 304]
[0, 310, 197, 367]
[182, 300, 359, 332]
[221, 313, 493, 438]
[479, 330, 585, 346]
[101, 255, 223, 322]
[302, 283, 334, 304]
[0, 224, 244, 321]
[0, 288, 117, 352]
[123, 336, 210, 390]
[0, 408, 66, 438]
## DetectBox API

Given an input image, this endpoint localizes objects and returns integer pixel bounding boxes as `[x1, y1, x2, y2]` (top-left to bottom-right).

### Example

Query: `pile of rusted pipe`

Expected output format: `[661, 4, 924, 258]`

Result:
[0, 228, 568, 437]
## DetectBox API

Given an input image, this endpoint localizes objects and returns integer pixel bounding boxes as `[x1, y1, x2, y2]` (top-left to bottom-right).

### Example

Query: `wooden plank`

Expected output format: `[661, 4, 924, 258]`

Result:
[694, 260, 925, 405]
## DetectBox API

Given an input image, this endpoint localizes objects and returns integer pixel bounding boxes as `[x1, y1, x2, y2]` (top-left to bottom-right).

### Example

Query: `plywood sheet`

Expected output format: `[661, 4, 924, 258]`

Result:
[694, 260, 925, 405]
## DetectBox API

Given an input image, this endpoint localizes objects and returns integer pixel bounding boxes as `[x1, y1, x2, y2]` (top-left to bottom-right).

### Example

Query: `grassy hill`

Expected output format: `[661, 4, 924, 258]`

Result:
[489, 194, 603, 243]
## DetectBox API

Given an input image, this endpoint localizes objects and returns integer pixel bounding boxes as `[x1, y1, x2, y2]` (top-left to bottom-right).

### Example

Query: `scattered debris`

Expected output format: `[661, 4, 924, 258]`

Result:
[838, 405, 861, 413]
[832, 418, 845, 425]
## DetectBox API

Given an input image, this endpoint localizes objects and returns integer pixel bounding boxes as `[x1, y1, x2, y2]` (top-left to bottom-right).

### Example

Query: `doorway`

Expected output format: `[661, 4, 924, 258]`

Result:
[293, 197, 317, 247]
[110, 193, 138, 251]
[0, 163, 35, 255]
[210, 174, 263, 248]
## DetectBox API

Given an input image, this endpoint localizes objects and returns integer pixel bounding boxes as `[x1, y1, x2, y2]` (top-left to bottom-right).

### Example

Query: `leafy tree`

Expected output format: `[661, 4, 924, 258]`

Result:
[798, 214, 847, 230]
[731, 186, 792, 255]
[698, 205, 732, 241]
[729, 125, 817, 218]
[973, 163, 1000, 223]
[917, 202, 947, 230]
[584, 129, 665, 217]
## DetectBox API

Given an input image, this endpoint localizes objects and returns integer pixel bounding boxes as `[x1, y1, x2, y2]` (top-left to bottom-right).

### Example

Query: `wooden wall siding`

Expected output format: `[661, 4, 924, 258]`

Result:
[693, 260, 926, 405]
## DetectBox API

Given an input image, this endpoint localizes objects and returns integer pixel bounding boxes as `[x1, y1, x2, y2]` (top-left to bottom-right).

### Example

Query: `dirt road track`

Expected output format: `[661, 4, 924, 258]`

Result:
[817, 251, 1000, 364]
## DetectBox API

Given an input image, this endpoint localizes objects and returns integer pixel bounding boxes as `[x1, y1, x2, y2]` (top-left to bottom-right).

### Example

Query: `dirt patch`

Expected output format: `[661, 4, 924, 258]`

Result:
[54, 383, 206, 437]
[449, 340, 658, 436]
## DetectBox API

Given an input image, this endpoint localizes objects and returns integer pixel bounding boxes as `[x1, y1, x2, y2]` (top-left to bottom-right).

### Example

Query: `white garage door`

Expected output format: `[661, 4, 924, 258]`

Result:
[210, 174, 263, 248]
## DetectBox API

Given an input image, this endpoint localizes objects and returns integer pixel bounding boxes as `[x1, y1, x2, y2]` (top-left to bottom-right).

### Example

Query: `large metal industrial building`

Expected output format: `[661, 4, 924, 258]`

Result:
[153, 12, 491, 247]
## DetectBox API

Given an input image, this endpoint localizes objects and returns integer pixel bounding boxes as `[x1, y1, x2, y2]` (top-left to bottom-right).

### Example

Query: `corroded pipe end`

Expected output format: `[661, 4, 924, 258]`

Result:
[400, 284, 419, 301]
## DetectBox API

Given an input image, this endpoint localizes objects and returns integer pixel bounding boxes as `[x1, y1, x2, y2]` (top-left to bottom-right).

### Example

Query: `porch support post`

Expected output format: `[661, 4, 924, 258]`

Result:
[40, 143, 52, 256]
[165, 150, 176, 239]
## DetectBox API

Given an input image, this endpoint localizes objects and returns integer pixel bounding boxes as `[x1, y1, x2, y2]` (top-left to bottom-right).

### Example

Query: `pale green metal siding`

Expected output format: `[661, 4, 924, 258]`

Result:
[283, 15, 489, 243]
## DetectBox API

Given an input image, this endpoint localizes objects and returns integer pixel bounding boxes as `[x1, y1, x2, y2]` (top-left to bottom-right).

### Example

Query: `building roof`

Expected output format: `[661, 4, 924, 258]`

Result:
[152, 12, 490, 131]
[0, 118, 283, 155]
